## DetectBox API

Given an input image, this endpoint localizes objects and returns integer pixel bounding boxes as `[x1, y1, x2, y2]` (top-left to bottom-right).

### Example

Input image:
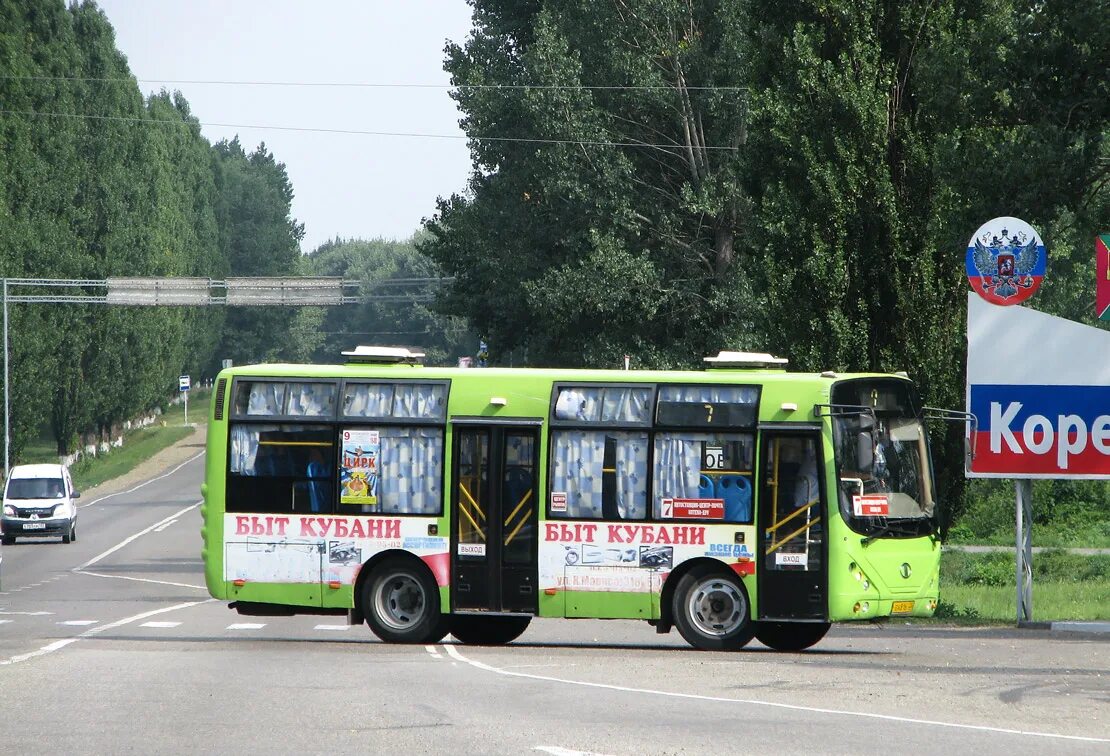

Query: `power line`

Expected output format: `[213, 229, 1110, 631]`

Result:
[0, 109, 741, 152]
[0, 74, 747, 92]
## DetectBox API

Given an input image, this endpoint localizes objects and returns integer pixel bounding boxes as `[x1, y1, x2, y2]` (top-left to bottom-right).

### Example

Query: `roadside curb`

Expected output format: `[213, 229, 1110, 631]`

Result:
[1019, 619, 1110, 636]
[1050, 621, 1110, 635]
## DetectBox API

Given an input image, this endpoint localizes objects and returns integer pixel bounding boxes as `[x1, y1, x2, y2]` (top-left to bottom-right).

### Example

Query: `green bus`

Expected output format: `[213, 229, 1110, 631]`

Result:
[201, 347, 946, 651]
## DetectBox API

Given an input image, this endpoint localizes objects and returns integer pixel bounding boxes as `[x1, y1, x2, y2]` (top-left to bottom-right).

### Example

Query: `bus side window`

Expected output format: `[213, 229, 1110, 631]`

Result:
[550, 430, 647, 520]
[227, 424, 334, 515]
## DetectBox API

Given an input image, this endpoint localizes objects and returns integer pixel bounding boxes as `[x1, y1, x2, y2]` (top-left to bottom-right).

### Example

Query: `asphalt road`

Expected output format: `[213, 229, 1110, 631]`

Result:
[0, 452, 1107, 755]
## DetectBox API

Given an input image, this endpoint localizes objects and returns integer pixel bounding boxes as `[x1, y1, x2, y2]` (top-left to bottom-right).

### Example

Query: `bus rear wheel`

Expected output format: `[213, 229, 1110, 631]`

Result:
[362, 559, 448, 644]
[754, 621, 831, 651]
[450, 614, 531, 645]
[673, 567, 754, 651]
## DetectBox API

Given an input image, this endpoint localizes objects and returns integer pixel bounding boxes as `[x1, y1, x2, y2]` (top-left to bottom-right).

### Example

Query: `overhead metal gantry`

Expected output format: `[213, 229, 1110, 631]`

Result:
[2, 276, 445, 475]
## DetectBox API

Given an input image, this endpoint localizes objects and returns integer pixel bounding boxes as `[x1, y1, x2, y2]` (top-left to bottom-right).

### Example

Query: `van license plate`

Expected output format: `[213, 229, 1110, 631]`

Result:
[891, 600, 914, 614]
[22, 522, 46, 530]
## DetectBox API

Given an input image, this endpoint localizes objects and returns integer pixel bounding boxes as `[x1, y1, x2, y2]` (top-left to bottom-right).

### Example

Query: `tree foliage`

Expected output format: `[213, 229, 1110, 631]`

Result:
[0, 0, 306, 459]
[302, 236, 473, 366]
[424, 0, 1107, 525]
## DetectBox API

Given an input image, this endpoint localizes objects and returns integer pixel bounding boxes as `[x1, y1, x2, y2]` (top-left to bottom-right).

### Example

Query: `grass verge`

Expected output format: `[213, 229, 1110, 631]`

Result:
[938, 549, 1110, 621]
[937, 582, 1110, 622]
[19, 389, 210, 492]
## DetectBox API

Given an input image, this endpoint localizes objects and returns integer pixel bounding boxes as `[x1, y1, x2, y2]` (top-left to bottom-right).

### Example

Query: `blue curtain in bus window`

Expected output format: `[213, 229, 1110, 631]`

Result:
[504, 433, 534, 467]
[652, 435, 703, 513]
[377, 427, 443, 514]
[286, 383, 336, 417]
[343, 383, 446, 420]
[551, 430, 647, 519]
[245, 384, 286, 415]
[657, 385, 758, 405]
[230, 424, 266, 473]
[554, 387, 652, 424]
[343, 384, 394, 417]
[392, 384, 446, 419]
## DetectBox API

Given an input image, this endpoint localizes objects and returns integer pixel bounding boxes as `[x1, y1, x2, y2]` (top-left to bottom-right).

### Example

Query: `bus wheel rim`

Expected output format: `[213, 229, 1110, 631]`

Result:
[375, 573, 425, 631]
[688, 578, 745, 637]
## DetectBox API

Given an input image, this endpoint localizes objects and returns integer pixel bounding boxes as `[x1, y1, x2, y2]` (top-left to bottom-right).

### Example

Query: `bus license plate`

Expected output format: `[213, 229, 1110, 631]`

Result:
[891, 600, 914, 614]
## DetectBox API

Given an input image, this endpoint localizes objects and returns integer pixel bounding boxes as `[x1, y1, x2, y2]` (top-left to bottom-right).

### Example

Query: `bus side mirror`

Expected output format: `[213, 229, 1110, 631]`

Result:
[857, 433, 873, 471]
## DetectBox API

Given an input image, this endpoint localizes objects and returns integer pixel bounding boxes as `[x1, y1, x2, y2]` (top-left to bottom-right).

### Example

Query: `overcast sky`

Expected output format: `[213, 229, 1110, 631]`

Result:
[95, 0, 475, 252]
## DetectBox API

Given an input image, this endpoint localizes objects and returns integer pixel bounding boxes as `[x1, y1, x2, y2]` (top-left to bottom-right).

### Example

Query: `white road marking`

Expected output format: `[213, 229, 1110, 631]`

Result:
[0, 619, 12, 624]
[76, 570, 206, 591]
[425, 645, 441, 658]
[535, 748, 613, 756]
[441, 645, 1109, 744]
[152, 519, 178, 533]
[75, 501, 200, 571]
[227, 623, 265, 630]
[78, 452, 204, 509]
[313, 624, 348, 631]
[140, 621, 181, 628]
[58, 620, 98, 626]
[1, 599, 211, 666]
[0, 610, 53, 616]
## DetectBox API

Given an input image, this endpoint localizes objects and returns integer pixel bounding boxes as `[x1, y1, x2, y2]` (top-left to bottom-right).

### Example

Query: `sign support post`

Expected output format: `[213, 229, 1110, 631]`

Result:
[1015, 480, 1033, 624]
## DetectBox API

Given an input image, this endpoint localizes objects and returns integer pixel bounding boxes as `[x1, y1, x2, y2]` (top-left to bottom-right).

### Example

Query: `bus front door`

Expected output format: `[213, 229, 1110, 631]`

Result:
[451, 424, 539, 614]
[757, 432, 827, 620]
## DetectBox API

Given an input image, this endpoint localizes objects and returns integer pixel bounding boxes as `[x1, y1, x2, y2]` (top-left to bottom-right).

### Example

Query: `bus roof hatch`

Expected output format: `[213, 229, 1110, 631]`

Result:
[341, 345, 425, 365]
[703, 351, 789, 369]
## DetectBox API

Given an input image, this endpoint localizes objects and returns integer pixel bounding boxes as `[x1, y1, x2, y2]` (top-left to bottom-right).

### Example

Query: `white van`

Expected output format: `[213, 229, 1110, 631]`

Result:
[1, 464, 80, 544]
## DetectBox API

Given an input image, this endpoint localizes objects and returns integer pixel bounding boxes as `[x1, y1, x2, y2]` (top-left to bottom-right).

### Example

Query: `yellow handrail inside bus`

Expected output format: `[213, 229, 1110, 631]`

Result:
[504, 488, 532, 530]
[767, 515, 822, 555]
[458, 482, 485, 520]
[258, 441, 331, 447]
[765, 498, 819, 535]
[457, 494, 486, 542]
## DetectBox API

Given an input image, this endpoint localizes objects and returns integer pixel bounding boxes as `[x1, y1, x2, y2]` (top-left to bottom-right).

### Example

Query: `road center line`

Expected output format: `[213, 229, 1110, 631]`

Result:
[75, 501, 200, 571]
[0, 599, 212, 666]
[79, 451, 204, 509]
[441, 645, 1108, 744]
[75, 570, 206, 591]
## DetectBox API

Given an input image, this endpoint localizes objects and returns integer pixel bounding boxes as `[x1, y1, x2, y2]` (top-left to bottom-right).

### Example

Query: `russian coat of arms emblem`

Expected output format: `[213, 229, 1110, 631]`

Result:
[965, 216, 1046, 306]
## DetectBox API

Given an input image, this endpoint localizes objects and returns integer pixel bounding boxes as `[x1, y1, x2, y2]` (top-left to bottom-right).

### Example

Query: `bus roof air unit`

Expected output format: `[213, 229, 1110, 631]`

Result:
[341, 345, 425, 365]
[703, 351, 789, 370]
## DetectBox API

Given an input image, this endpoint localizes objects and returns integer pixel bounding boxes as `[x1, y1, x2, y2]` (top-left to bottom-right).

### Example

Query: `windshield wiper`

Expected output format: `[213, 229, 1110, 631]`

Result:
[860, 520, 922, 546]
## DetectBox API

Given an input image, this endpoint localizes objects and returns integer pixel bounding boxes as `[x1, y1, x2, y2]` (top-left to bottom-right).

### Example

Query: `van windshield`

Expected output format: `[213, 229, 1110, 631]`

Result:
[6, 478, 65, 499]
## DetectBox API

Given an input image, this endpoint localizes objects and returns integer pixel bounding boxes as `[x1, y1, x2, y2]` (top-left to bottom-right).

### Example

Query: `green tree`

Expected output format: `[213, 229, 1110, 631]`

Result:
[208, 138, 306, 371]
[423, 0, 754, 368]
[304, 236, 472, 366]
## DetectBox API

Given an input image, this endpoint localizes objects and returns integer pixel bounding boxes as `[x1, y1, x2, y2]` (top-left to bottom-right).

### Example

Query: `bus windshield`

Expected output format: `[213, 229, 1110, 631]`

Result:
[830, 379, 935, 538]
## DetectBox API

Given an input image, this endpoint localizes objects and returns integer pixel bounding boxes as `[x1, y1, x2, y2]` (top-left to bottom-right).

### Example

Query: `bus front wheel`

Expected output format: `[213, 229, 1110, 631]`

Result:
[673, 567, 754, 651]
[450, 614, 531, 645]
[754, 621, 831, 651]
[362, 559, 448, 644]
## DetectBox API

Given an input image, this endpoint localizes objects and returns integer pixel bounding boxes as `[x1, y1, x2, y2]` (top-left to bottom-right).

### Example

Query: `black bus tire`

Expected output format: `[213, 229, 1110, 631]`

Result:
[672, 566, 754, 651]
[362, 558, 447, 644]
[754, 621, 831, 651]
[450, 614, 531, 645]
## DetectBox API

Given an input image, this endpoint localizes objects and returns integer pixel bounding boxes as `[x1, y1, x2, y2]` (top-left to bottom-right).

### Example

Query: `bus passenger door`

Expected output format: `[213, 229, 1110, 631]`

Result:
[757, 432, 827, 620]
[451, 424, 539, 614]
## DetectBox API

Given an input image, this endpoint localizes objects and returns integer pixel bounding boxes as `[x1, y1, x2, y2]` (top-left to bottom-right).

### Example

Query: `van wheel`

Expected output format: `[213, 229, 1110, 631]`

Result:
[673, 566, 754, 651]
[362, 558, 447, 644]
[754, 621, 831, 651]
[1, 535, 14, 546]
[63, 524, 74, 544]
[450, 615, 531, 645]
[71, 524, 77, 543]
